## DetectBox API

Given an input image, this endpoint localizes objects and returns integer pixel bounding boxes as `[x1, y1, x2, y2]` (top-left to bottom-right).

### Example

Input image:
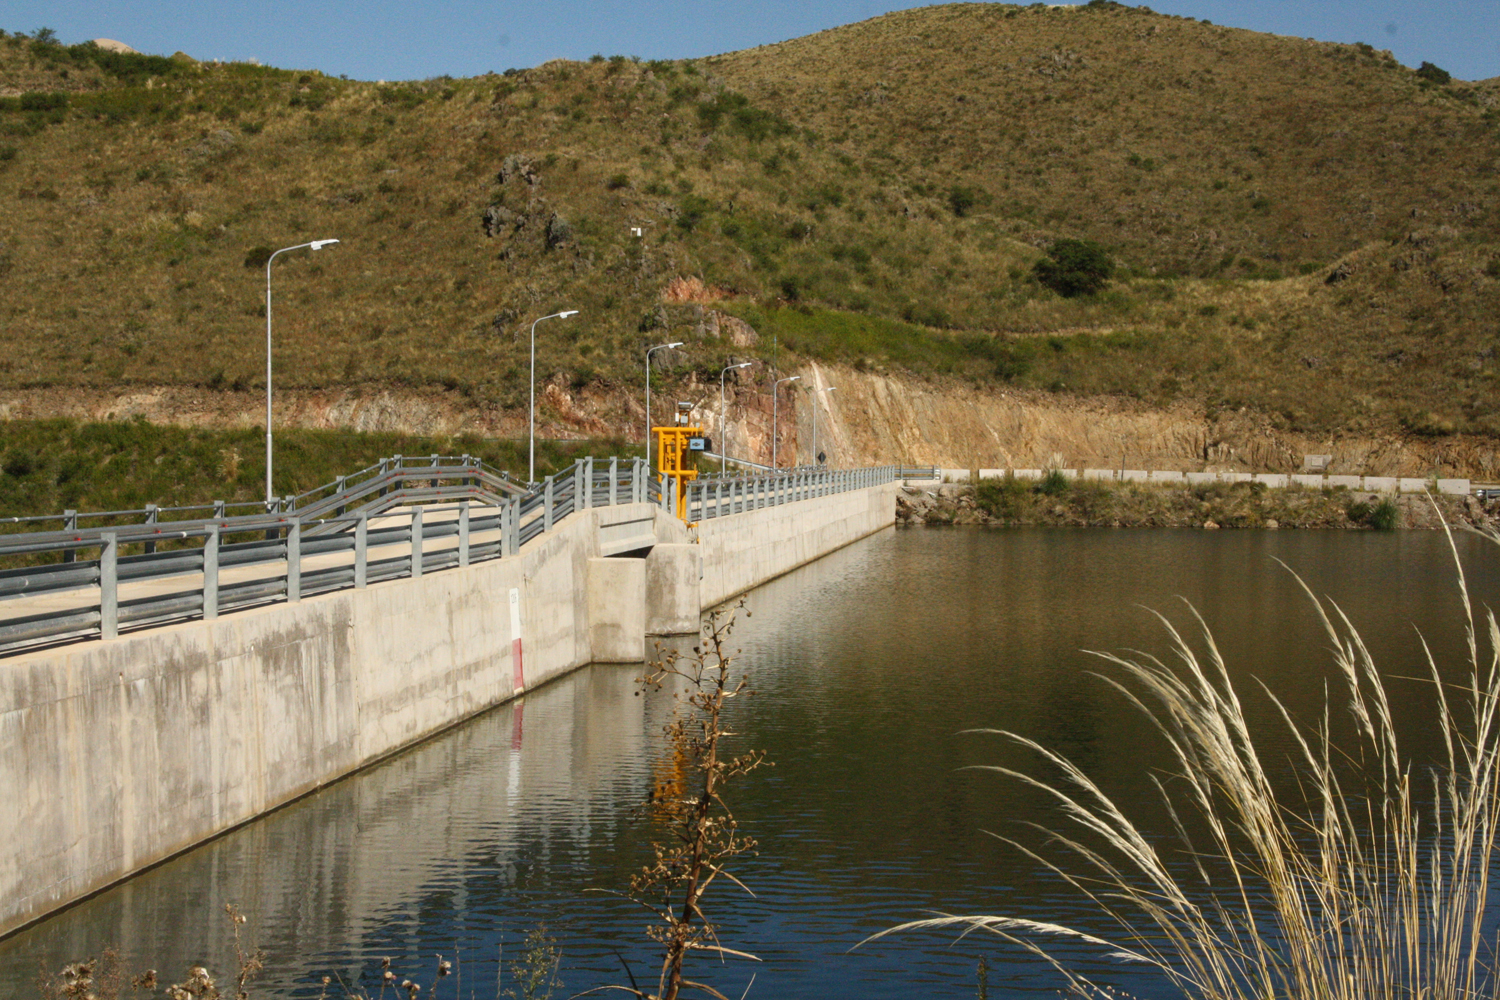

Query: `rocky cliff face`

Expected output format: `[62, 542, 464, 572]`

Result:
[4, 365, 1494, 480]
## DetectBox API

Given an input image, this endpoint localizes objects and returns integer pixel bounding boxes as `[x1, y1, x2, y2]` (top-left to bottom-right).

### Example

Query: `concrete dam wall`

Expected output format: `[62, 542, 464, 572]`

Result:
[0, 482, 898, 938]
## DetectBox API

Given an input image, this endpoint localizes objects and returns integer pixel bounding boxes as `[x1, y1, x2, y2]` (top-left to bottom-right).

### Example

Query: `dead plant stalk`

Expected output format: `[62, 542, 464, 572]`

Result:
[622, 603, 767, 1000]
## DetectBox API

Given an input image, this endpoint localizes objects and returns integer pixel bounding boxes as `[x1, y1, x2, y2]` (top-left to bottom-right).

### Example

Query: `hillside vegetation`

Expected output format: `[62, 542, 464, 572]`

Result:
[0, 3, 1498, 463]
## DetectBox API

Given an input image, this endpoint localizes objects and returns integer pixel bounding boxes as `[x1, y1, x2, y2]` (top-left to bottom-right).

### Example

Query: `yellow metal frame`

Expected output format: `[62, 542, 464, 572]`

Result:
[654, 425, 702, 521]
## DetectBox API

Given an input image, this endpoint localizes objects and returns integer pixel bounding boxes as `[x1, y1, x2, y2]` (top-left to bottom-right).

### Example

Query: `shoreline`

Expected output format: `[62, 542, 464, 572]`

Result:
[897, 481, 1495, 531]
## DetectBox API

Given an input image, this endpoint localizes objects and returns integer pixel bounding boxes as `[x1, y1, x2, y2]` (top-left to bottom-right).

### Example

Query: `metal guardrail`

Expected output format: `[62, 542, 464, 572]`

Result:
[683, 466, 902, 522]
[0, 456, 903, 656]
[0, 454, 527, 541]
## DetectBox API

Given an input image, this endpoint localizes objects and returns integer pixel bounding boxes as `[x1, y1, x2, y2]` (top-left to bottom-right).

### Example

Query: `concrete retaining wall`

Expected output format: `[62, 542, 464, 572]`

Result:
[1, 485, 894, 937]
[697, 482, 900, 609]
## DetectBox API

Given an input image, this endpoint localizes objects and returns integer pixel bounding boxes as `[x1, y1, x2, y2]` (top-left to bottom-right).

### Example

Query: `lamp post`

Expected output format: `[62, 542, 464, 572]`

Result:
[528, 309, 579, 485]
[645, 341, 684, 470]
[719, 361, 754, 473]
[811, 385, 836, 466]
[265, 238, 339, 506]
[771, 375, 801, 469]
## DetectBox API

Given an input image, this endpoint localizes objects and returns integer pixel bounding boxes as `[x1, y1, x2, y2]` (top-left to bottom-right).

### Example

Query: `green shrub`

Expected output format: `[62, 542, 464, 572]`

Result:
[1347, 497, 1399, 530]
[948, 185, 979, 217]
[605, 172, 630, 190]
[1034, 238, 1114, 297]
[1416, 61, 1452, 85]
[975, 476, 1030, 518]
[1037, 469, 1070, 496]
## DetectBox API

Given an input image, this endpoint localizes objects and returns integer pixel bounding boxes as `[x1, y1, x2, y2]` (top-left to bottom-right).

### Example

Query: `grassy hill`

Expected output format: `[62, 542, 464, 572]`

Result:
[0, 3, 1497, 458]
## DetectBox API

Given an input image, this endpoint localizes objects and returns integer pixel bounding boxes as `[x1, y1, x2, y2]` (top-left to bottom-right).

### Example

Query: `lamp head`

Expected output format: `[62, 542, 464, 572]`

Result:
[559, 310, 579, 318]
[735, 362, 753, 370]
[310, 239, 340, 250]
[667, 341, 684, 349]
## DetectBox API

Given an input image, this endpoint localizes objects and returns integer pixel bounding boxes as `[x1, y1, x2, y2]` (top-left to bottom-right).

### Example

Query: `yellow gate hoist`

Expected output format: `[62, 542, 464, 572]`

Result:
[654, 402, 710, 522]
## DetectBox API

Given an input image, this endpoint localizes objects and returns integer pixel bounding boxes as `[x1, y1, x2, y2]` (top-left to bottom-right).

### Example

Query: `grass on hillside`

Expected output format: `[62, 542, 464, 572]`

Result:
[0, 9, 1498, 442]
[0, 417, 637, 523]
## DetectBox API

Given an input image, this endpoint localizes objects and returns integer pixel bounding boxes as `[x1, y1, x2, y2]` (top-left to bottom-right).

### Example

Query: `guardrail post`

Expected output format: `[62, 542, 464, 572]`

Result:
[203, 524, 219, 621]
[430, 453, 440, 489]
[610, 457, 619, 506]
[459, 500, 471, 567]
[410, 506, 424, 579]
[335, 476, 347, 516]
[543, 476, 555, 532]
[100, 532, 118, 640]
[581, 458, 593, 510]
[506, 497, 519, 556]
[287, 517, 302, 602]
[143, 504, 159, 555]
[355, 512, 368, 589]
[63, 510, 77, 563]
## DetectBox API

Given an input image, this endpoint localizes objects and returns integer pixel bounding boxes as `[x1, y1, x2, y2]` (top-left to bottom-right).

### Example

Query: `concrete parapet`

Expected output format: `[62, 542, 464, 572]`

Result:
[1291, 475, 1324, 489]
[1327, 476, 1362, 489]
[1437, 479, 1471, 496]
[1151, 471, 1185, 483]
[1398, 478, 1428, 493]
[1054, 468, 1079, 479]
[1083, 469, 1116, 481]
[1221, 473, 1252, 484]
[1186, 472, 1218, 485]
[696, 482, 898, 610]
[1254, 474, 1290, 488]
[1011, 469, 1043, 480]
[1365, 477, 1398, 492]
[1122, 470, 1149, 483]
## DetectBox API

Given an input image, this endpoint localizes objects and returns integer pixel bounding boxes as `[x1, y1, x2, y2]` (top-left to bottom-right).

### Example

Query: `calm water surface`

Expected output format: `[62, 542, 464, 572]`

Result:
[4, 527, 1497, 998]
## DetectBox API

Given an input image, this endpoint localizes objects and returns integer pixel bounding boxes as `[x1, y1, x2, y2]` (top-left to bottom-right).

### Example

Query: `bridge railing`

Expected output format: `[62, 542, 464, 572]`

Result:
[0, 456, 894, 655]
[683, 466, 902, 522]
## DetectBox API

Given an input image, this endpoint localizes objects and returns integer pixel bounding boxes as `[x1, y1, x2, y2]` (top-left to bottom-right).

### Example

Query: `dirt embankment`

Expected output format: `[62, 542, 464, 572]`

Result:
[4, 362, 1496, 480]
[896, 482, 1496, 532]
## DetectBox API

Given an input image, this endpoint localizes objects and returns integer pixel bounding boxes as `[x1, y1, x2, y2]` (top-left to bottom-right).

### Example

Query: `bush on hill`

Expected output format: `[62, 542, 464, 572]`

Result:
[1034, 239, 1115, 298]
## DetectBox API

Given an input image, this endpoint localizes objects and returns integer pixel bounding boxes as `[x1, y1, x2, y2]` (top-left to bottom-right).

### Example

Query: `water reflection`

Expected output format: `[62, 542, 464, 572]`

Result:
[2, 527, 1495, 999]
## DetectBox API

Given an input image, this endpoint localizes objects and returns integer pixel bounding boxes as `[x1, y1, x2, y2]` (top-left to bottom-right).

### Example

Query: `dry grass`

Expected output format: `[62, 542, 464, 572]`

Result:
[0, 9, 1498, 440]
[869, 520, 1500, 1000]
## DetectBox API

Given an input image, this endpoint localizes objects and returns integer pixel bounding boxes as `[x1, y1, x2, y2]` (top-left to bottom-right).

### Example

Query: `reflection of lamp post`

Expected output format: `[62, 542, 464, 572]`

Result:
[645, 341, 684, 470]
[771, 375, 801, 469]
[265, 238, 339, 506]
[528, 310, 579, 484]
[719, 361, 754, 473]
[811, 385, 836, 466]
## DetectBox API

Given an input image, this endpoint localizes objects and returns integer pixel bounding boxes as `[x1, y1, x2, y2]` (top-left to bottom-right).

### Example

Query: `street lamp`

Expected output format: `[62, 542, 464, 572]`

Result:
[811, 385, 836, 466]
[265, 238, 339, 506]
[528, 309, 579, 484]
[719, 361, 754, 473]
[771, 375, 801, 469]
[645, 341, 684, 470]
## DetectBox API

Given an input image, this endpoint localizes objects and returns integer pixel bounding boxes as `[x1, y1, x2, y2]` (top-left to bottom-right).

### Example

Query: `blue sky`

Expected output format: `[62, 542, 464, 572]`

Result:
[6, 1, 1498, 83]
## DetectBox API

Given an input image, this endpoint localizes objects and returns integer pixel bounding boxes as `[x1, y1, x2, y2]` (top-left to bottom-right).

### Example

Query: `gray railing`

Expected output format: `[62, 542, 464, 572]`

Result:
[683, 466, 901, 521]
[0, 456, 896, 655]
